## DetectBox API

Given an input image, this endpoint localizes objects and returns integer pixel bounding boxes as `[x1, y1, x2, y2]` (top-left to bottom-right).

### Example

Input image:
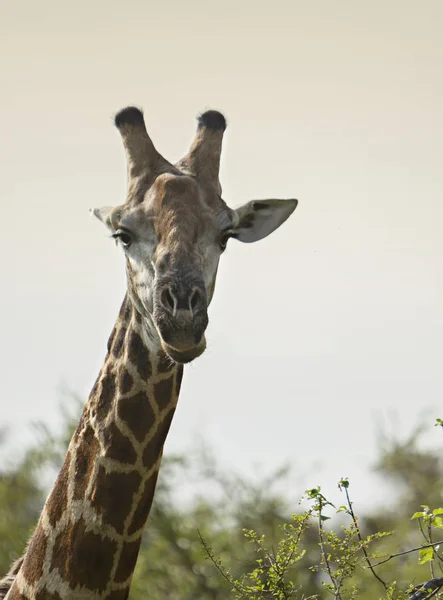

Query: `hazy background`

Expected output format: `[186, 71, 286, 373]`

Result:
[1, 0, 442, 508]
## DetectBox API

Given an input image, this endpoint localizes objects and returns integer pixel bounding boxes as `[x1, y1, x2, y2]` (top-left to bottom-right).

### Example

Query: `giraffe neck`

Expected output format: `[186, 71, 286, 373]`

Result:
[11, 295, 183, 600]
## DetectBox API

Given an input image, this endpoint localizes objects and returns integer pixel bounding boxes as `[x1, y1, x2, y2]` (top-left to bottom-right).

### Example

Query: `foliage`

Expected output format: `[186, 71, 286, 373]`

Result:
[203, 480, 443, 600]
[0, 403, 442, 600]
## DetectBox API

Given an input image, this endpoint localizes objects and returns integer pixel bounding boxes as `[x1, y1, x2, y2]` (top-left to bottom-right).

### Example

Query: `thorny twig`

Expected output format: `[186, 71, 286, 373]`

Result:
[340, 483, 387, 592]
[317, 503, 344, 600]
[198, 530, 251, 600]
[371, 541, 443, 568]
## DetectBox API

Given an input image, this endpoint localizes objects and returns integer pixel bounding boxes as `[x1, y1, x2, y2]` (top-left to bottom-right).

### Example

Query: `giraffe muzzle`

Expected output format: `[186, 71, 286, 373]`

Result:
[162, 338, 207, 363]
[156, 311, 208, 362]
[154, 283, 209, 363]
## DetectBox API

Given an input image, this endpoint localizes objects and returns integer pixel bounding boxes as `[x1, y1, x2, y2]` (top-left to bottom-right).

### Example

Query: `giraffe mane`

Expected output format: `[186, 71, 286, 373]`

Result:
[0, 556, 24, 599]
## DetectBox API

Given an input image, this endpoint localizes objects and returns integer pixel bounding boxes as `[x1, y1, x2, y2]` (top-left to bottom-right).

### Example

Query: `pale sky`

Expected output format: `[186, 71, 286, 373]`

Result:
[1, 0, 442, 510]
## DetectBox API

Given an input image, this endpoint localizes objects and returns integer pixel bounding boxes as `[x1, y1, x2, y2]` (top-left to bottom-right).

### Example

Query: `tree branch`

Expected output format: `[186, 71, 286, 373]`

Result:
[371, 541, 443, 568]
[341, 484, 387, 591]
[317, 508, 344, 600]
[198, 530, 252, 600]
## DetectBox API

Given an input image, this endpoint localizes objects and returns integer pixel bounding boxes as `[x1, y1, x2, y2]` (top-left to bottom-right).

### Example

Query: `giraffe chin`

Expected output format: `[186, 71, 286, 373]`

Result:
[162, 338, 206, 364]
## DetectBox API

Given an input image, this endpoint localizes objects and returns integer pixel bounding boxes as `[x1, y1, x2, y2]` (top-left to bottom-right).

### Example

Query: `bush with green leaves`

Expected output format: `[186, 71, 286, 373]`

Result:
[203, 481, 443, 600]
[201, 420, 443, 600]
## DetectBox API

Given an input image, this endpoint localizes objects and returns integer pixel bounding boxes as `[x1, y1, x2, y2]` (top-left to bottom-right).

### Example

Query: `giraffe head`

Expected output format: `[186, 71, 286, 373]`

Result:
[93, 107, 297, 363]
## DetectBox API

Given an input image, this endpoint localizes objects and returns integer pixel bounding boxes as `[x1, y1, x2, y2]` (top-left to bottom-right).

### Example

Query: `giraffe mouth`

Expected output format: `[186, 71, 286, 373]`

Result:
[161, 338, 206, 363]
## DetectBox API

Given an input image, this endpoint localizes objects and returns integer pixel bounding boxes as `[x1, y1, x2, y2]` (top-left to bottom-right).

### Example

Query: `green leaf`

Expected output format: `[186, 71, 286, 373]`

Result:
[418, 546, 434, 564]
[412, 512, 425, 519]
[433, 508, 443, 515]
[306, 487, 321, 498]
[433, 516, 443, 528]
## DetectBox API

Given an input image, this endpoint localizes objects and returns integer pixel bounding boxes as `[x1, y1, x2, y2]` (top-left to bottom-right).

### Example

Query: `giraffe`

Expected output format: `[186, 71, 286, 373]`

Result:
[1, 107, 298, 600]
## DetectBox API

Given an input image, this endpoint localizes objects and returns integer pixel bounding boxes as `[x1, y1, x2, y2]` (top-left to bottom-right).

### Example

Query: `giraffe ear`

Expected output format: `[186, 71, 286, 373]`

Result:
[232, 199, 298, 243]
[90, 206, 118, 231]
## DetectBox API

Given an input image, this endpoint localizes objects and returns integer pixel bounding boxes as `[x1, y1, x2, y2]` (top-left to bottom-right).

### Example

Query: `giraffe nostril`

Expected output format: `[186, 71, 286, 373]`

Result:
[160, 288, 176, 313]
[189, 288, 203, 313]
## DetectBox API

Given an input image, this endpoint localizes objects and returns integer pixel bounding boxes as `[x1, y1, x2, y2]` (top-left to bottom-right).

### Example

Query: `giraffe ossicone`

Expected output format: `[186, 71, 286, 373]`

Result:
[1, 107, 298, 600]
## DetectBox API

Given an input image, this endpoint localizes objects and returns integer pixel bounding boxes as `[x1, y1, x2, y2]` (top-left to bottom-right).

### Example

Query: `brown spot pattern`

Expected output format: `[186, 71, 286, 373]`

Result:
[102, 421, 137, 464]
[175, 365, 184, 396]
[128, 332, 151, 381]
[73, 408, 92, 440]
[153, 377, 174, 411]
[119, 297, 132, 322]
[114, 539, 142, 583]
[105, 590, 130, 600]
[46, 451, 71, 526]
[11, 296, 186, 598]
[89, 373, 101, 400]
[96, 372, 116, 420]
[118, 368, 133, 395]
[112, 327, 127, 358]
[21, 524, 47, 585]
[51, 517, 117, 592]
[36, 590, 62, 600]
[142, 407, 176, 468]
[117, 392, 156, 443]
[128, 472, 159, 535]
[107, 326, 117, 353]
[73, 426, 100, 501]
[90, 467, 141, 534]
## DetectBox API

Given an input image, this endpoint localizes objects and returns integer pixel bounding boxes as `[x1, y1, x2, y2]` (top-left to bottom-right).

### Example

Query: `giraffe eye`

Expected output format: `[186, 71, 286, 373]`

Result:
[112, 230, 132, 248]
